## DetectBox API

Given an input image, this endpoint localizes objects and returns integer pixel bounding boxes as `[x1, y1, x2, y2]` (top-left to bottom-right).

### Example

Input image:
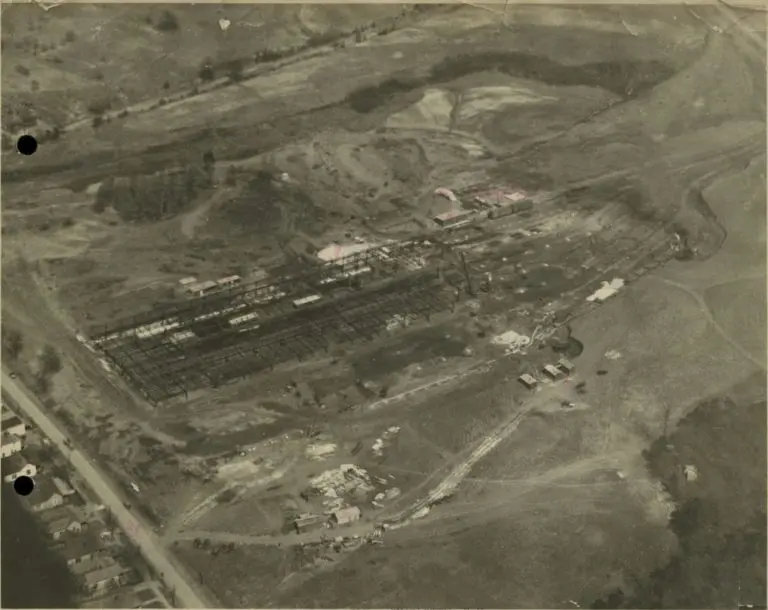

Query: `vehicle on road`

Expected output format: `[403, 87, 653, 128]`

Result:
[130, 482, 141, 494]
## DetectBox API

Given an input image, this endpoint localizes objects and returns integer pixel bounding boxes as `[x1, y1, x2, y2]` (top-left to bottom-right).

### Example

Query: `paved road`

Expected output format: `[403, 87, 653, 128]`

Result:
[1, 370, 210, 609]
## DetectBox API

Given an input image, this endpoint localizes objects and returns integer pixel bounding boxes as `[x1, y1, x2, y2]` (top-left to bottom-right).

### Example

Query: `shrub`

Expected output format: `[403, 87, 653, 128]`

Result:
[15, 64, 30, 77]
[64, 30, 76, 43]
[87, 97, 111, 115]
[39, 344, 62, 375]
[155, 10, 179, 32]
[226, 59, 244, 83]
[198, 59, 215, 82]
[2, 327, 23, 361]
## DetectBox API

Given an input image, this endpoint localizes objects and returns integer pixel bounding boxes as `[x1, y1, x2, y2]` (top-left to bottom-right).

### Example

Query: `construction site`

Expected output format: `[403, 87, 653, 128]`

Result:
[89, 182, 678, 406]
[4, 3, 763, 607]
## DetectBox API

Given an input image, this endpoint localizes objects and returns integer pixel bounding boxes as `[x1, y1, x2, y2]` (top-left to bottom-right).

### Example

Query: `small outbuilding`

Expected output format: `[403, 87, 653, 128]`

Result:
[542, 364, 562, 380]
[518, 374, 538, 390]
[557, 358, 575, 375]
[293, 513, 326, 534]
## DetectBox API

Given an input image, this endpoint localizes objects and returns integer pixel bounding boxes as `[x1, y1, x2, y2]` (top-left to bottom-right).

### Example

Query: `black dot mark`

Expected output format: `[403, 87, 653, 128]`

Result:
[13, 475, 35, 497]
[17, 134, 37, 156]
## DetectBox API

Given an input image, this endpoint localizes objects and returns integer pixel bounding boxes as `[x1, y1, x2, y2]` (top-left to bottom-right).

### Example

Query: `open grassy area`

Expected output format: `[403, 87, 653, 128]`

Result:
[2, 4, 764, 608]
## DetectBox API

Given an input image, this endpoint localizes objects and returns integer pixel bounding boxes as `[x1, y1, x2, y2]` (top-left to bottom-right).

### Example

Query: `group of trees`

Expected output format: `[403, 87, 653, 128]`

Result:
[2, 326, 62, 395]
[591, 398, 767, 608]
[198, 57, 245, 83]
[2, 327, 23, 362]
[94, 158, 214, 222]
[33, 345, 61, 395]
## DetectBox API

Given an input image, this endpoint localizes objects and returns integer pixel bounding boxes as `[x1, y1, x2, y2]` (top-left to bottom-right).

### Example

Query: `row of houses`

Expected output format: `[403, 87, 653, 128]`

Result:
[518, 358, 575, 389]
[1, 405, 135, 598]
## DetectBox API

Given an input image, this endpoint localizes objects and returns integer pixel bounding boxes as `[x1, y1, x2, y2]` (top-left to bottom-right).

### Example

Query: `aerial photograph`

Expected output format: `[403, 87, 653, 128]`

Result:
[1, 2, 766, 608]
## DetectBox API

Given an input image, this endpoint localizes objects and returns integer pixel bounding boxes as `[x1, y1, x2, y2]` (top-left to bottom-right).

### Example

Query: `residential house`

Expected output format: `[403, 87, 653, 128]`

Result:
[46, 516, 84, 540]
[1, 432, 22, 458]
[82, 563, 130, 595]
[58, 532, 105, 566]
[542, 364, 562, 380]
[40, 506, 90, 540]
[2, 454, 37, 483]
[331, 506, 361, 526]
[71, 554, 116, 577]
[2, 415, 26, 437]
[24, 475, 64, 512]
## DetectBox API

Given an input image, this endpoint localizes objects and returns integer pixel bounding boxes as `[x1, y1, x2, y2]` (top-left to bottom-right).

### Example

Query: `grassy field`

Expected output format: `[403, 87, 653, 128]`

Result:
[1, 3, 409, 136]
[1, 4, 764, 608]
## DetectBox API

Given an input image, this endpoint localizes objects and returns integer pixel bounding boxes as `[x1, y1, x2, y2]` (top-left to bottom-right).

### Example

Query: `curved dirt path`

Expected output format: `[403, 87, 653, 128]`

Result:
[649, 276, 766, 371]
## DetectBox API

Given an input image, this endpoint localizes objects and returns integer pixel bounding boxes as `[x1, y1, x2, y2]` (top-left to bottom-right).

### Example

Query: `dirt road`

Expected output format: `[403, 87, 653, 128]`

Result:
[1, 370, 211, 609]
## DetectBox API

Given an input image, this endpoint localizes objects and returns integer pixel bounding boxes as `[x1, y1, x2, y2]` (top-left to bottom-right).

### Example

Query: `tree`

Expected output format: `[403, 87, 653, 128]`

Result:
[2, 327, 23, 361]
[198, 58, 215, 82]
[39, 344, 62, 376]
[32, 371, 50, 395]
[226, 59, 244, 82]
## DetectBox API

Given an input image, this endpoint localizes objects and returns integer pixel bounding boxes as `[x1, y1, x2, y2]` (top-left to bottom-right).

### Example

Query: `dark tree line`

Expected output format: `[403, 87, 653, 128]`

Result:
[94, 161, 213, 222]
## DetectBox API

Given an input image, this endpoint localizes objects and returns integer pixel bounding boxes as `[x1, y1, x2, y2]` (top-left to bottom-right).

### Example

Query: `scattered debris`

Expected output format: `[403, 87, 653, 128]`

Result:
[305, 443, 337, 460]
[372, 426, 401, 457]
[309, 464, 374, 499]
[332, 506, 361, 526]
[491, 329, 531, 353]
[384, 487, 401, 500]
[587, 278, 625, 303]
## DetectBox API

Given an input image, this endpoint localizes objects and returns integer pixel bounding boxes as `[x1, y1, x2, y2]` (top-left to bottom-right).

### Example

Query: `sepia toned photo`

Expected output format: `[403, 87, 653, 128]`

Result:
[1, 2, 766, 608]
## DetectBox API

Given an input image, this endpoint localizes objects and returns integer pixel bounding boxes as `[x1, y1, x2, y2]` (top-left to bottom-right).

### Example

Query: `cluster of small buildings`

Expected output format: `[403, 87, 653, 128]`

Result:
[0, 404, 143, 602]
[518, 358, 575, 389]
[292, 505, 362, 534]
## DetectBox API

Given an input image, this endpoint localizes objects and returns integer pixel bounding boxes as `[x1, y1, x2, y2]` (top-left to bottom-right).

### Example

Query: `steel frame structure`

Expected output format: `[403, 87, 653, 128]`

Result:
[100, 273, 452, 405]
